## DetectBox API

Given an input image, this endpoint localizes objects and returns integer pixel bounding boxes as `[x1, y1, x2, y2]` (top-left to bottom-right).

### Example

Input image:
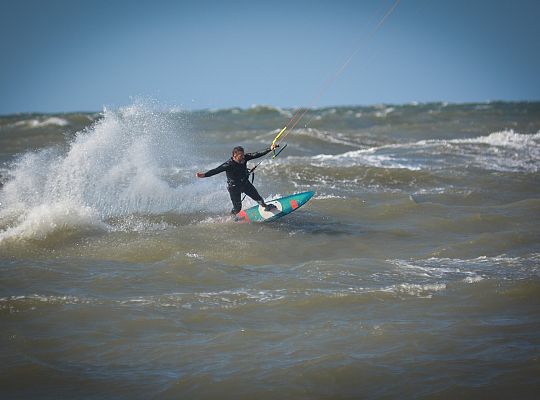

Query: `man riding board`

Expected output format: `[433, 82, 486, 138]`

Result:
[196, 144, 278, 215]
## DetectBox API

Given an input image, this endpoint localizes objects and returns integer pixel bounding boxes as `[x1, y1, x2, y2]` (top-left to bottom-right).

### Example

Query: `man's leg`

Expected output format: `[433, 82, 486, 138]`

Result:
[243, 182, 276, 211]
[228, 186, 243, 215]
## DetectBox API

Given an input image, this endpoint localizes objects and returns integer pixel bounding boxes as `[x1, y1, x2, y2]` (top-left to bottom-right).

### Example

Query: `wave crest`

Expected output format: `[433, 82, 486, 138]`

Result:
[0, 101, 227, 242]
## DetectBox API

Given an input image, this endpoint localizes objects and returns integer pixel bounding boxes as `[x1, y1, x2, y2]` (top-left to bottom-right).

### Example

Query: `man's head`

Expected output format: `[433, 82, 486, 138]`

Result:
[232, 146, 245, 163]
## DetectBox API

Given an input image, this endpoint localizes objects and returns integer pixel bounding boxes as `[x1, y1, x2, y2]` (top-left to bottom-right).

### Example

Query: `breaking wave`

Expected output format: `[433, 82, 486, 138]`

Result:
[0, 102, 228, 242]
[278, 130, 540, 173]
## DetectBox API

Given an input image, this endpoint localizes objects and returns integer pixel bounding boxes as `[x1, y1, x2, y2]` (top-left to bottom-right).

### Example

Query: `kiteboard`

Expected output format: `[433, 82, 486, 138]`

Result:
[235, 191, 314, 223]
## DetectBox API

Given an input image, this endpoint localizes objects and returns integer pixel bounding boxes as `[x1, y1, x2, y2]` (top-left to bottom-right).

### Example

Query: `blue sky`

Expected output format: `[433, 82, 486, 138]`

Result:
[1, 0, 539, 114]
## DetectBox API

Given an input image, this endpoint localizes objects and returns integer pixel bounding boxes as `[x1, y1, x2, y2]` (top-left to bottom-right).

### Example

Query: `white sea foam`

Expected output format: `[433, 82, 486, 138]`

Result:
[416, 130, 540, 172]
[0, 294, 94, 306]
[13, 117, 69, 128]
[392, 282, 447, 298]
[0, 101, 228, 241]
[314, 194, 346, 200]
[185, 252, 202, 259]
[308, 150, 422, 170]
[374, 107, 395, 118]
[389, 254, 540, 282]
[197, 215, 235, 225]
[284, 130, 539, 172]
[419, 130, 540, 150]
[116, 284, 450, 310]
[463, 275, 484, 283]
[0, 201, 107, 242]
[115, 289, 288, 310]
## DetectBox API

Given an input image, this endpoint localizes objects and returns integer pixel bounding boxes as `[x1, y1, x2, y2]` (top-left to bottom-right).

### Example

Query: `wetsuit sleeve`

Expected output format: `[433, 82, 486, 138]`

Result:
[245, 148, 272, 161]
[203, 160, 230, 177]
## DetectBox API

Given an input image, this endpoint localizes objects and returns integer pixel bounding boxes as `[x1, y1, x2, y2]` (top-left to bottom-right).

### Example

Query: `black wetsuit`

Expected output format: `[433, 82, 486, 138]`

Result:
[202, 148, 272, 214]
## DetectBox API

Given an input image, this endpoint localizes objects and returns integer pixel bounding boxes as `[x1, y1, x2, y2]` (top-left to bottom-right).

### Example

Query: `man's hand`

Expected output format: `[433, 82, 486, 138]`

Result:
[196, 172, 205, 178]
[271, 143, 280, 151]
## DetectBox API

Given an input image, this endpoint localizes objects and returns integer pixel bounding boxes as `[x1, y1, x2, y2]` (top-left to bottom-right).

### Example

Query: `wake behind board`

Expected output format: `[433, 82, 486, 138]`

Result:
[235, 191, 314, 223]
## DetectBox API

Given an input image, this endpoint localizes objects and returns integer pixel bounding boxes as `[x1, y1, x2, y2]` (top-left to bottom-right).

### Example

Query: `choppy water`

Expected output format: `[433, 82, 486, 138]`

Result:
[1, 101, 540, 398]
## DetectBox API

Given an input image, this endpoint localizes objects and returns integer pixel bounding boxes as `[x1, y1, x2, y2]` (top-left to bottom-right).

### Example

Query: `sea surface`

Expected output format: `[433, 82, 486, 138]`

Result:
[1, 101, 539, 399]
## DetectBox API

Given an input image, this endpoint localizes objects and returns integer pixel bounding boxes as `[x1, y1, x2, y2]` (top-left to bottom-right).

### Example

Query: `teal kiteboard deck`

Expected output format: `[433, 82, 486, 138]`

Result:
[235, 191, 314, 223]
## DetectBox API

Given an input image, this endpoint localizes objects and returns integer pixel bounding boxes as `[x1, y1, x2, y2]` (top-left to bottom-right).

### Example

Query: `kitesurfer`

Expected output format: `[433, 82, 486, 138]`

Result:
[196, 144, 278, 215]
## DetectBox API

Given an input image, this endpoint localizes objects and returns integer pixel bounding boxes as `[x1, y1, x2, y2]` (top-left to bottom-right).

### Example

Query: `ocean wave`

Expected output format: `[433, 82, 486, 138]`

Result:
[313, 194, 347, 200]
[0, 201, 107, 243]
[0, 294, 97, 313]
[275, 165, 435, 194]
[277, 130, 539, 173]
[420, 130, 540, 151]
[109, 285, 452, 311]
[0, 283, 450, 314]
[415, 130, 540, 172]
[390, 282, 447, 298]
[273, 148, 417, 171]
[374, 106, 395, 118]
[311, 151, 423, 170]
[388, 253, 540, 282]
[247, 104, 292, 117]
[463, 275, 484, 283]
[0, 101, 231, 242]
[287, 128, 364, 148]
[11, 117, 70, 129]
[5, 252, 535, 314]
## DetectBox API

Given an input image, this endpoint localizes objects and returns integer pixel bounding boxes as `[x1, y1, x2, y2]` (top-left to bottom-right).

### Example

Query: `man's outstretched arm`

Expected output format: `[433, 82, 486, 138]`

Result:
[196, 160, 230, 178]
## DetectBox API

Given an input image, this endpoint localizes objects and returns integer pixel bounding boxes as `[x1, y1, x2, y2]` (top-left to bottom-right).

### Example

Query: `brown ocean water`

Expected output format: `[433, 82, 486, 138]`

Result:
[1, 101, 540, 398]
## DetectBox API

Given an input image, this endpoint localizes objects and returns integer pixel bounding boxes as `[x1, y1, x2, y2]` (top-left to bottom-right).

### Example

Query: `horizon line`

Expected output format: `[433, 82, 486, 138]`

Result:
[1, 99, 539, 117]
